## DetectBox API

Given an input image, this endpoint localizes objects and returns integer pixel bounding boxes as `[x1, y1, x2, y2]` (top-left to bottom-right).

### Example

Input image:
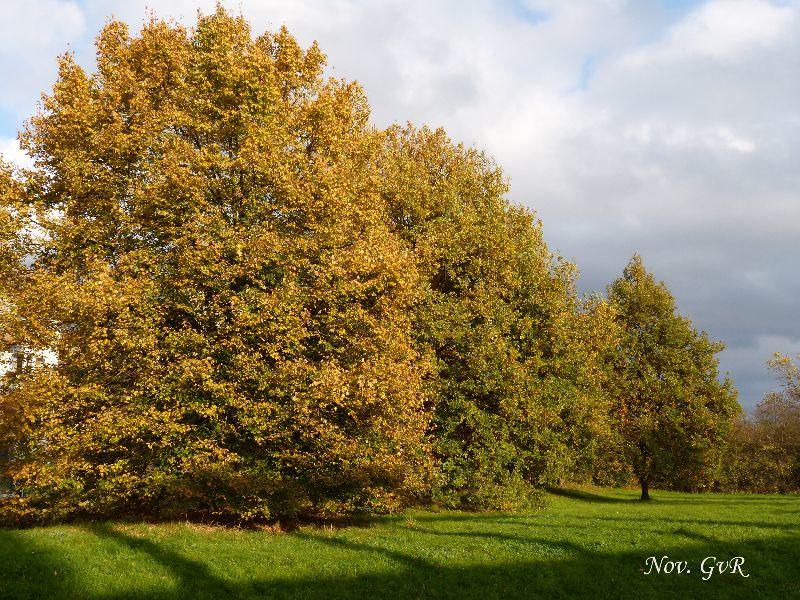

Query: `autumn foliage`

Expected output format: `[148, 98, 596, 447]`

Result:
[605, 256, 739, 499]
[721, 354, 800, 493]
[1, 10, 430, 522]
[0, 8, 739, 524]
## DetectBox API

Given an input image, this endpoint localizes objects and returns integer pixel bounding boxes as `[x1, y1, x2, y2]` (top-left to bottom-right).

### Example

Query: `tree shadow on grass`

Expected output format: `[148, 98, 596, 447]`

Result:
[87, 524, 235, 599]
[403, 524, 592, 555]
[640, 497, 800, 507]
[2, 518, 799, 600]
[565, 514, 800, 533]
[0, 527, 76, 600]
[95, 527, 799, 600]
[546, 487, 638, 504]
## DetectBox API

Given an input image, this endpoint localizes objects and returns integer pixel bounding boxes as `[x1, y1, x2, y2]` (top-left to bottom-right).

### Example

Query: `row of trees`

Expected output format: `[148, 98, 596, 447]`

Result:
[0, 8, 739, 524]
[721, 354, 800, 493]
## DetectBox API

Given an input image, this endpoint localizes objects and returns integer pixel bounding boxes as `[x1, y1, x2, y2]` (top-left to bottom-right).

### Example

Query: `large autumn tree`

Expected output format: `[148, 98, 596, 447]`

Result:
[1, 6, 627, 523]
[607, 255, 739, 500]
[0, 8, 430, 523]
[380, 126, 619, 509]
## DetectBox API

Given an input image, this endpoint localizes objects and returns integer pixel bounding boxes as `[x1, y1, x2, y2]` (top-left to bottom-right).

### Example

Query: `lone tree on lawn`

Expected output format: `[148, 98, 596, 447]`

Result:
[607, 255, 739, 500]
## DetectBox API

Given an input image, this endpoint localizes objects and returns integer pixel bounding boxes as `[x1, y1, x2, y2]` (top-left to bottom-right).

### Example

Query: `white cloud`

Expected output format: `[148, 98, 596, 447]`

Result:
[623, 0, 795, 64]
[0, 137, 32, 170]
[0, 1, 86, 122]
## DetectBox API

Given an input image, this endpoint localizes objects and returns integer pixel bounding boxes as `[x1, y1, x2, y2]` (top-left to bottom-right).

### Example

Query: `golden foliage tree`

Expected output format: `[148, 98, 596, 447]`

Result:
[607, 256, 739, 500]
[1, 7, 705, 523]
[722, 353, 800, 492]
[380, 126, 619, 508]
[0, 8, 429, 522]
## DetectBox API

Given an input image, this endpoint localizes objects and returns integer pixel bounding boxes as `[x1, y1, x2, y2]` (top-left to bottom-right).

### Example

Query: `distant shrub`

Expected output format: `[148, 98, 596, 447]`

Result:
[720, 354, 800, 493]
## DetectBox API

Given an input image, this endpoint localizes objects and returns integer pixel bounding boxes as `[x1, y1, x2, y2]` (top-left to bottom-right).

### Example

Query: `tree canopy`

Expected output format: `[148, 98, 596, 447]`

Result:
[606, 255, 739, 499]
[380, 126, 619, 508]
[722, 353, 800, 493]
[0, 9, 434, 522]
[0, 7, 743, 523]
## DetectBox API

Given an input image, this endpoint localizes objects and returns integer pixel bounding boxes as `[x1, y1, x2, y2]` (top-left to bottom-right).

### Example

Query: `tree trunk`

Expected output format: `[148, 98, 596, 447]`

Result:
[640, 477, 650, 501]
[13, 345, 24, 375]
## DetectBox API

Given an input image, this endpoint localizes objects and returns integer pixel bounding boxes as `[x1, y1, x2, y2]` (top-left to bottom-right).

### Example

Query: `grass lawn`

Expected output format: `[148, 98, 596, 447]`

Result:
[1, 487, 798, 599]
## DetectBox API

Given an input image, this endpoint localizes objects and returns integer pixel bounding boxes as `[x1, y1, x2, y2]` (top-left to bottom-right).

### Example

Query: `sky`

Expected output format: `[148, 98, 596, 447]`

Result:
[1, 0, 799, 409]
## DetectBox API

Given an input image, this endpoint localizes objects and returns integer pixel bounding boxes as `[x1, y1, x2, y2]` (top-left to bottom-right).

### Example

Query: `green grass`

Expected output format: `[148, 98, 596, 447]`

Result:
[2, 488, 799, 599]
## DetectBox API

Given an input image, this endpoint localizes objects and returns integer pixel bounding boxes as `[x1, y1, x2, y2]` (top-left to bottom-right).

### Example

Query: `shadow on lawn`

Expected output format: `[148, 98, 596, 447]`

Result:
[565, 513, 800, 533]
[0, 527, 74, 600]
[90, 524, 236, 598]
[545, 487, 637, 504]
[1, 517, 799, 600]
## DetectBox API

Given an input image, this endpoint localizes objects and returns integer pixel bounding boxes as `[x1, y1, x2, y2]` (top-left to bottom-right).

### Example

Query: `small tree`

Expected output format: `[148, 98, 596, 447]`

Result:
[607, 255, 738, 500]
